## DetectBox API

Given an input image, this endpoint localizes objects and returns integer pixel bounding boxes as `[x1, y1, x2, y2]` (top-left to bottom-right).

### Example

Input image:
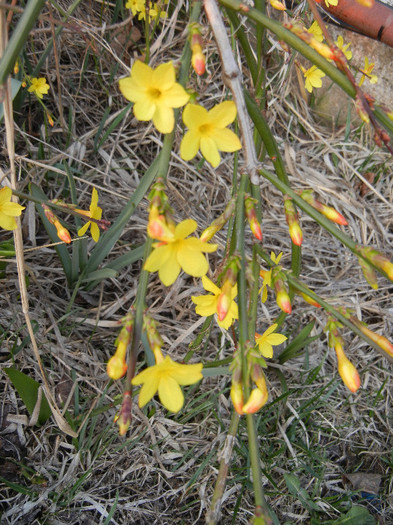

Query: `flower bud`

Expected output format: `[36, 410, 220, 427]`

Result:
[243, 388, 268, 414]
[230, 367, 244, 415]
[192, 45, 206, 76]
[357, 245, 393, 282]
[200, 199, 235, 242]
[272, 269, 292, 314]
[355, 96, 370, 124]
[269, 0, 286, 10]
[352, 318, 393, 358]
[217, 280, 233, 321]
[300, 291, 320, 308]
[300, 190, 347, 225]
[334, 341, 361, 393]
[107, 340, 128, 380]
[251, 364, 268, 399]
[245, 196, 262, 241]
[284, 197, 302, 246]
[358, 255, 378, 290]
[115, 391, 132, 436]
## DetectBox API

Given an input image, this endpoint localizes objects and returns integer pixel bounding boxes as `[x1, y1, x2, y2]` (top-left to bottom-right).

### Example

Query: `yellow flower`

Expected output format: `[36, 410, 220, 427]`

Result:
[302, 65, 325, 93]
[77, 188, 103, 242]
[144, 219, 217, 286]
[27, 77, 50, 99]
[125, 0, 144, 16]
[119, 61, 189, 134]
[132, 355, 203, 413]
[255, 323, 287, 359]
[192, 275, 238, 330]
[259, 251, 282, 303]
[180, 101, 242, 168]
[138, 2, 167, 21]
[0, 187, 25, 230]
[307, 21, 323, 43]
[336, 35, 352, 60]
[324, 0, 338, 6]
[359, 56, 378, 86]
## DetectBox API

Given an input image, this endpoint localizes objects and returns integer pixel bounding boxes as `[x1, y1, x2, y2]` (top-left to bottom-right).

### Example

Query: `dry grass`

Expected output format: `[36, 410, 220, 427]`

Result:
[1, 1, 393, 524]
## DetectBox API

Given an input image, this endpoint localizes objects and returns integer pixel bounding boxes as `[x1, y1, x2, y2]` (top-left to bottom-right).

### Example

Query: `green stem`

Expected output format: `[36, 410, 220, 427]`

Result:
[0, 0, 46, 86]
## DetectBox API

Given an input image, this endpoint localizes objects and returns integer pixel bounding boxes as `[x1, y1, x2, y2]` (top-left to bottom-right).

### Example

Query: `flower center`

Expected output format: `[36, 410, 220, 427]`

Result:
[198, 122, 213, 136]
[148, 87, 162, 101]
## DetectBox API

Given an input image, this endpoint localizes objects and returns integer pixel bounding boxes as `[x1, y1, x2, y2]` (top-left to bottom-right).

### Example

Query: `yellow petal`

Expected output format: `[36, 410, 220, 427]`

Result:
[182, 103, 208, 129]
[180, 130, 201, 161]
[158, 376, 184, 412]
[78, 222, 90, 237]
[119, 77, 147, 102]
[169, 361, 203, 385]
[210, 128, 242, 152]
[175, 219, 197, 239]
[0, 213, 17, 230]
[0, 187, 12, 204]
[159, 249, 181, 286]
[90, 222, 100, 242]
[152, 61, 175, 91]
[153, 105, 174, 134]
[258, 343, 273, 359]
[137, 374, 160, 407]
[192, 294, 217, 316]
[201, 275, 220, 295]
[267, 334, 287, 345]
[133, 98, 156, 121]
[178, 246, 209, 277]
[208, 101, 237, 128]
[144, 244, 173, 272]
[184, 237, 217, 253]
[130, 60, 153, 87]
[1, 201, 24, 216]
[161, 83, 190, 108]
[200, 136, 221, 167]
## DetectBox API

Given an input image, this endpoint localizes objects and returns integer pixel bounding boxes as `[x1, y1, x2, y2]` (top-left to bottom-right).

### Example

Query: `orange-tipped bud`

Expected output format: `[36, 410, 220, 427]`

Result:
[243, 387, 268, 414]
[200, 224, 220, 243]
[192, 44, 206, 76]
[357, 245, 393, 282]
[300, 292, 321, 308]
[147, 213, 174, 242]
[269, 0, 286, 9]
[245, 196, 262, 241]
[115, 391, 132, 436]
[53, 218, 71, 244]
[217, 280, 233, 321]
[284, 197, 302, 246]
[300, 190, 347, 225]
[285, 23, 335, 60]
[47, 113, 54, 127]
[251, 364, 268, 397]
[352, 320, 393, 358]
[200, 199, 236, 242]
[334, 342, 361, 393]
[272, 270, 292, 314]
[356, 0, 373, 6]
[14, 60, 19, 75]
[107, 354, 128, 380]
[230, 368, 244, 415]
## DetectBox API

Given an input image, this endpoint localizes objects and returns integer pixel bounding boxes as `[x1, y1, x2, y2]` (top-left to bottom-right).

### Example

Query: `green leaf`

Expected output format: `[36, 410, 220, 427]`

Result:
[4, 368, 51, 426]
[278, 321, 320, 364]
[80, 268, 118, 283]
[283, 473, 321, 512]
[331, 505, 376, 524]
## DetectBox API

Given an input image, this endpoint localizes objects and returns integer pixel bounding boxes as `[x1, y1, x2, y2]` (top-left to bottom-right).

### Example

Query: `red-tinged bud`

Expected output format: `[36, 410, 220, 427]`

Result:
[54, 220, 72, 244]
[200, 199, 235, 242]
[47, 113, 54, 127]
[352, 319, 393, 358]
[284, 197, 302, 246]
[251, 364, 268, 397]
[285, 24, 335, 60]
[243, 388, 268, 414]
[272, 270, 292, 314]
[14, 60, 19, 75]
[143, 315, 164, 353]
[217, 280, 233, 321]
[192, 44, 206, 76]
[334, 342, 361, 393]
[358, 246, 393, 282]
[245, 196, 262, 241]
[115, 391, 132, 436]
[107, 354, 128, 380]
[300, 292, 321, 308]
[230, 367, 244, 415]
[300, 191, 347, 225]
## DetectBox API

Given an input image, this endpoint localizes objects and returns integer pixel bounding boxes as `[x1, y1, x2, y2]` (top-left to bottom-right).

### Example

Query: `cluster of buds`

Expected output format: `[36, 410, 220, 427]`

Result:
[230, 349, 269, 415]
[189, 23, 206, 76]
[41, 203, 71, 244]
[271, 267, 292, 314]
[107, 311, 134, 380]
[200, 199, 235, 242]
[143, 314, 164, 360]
[299, 190, 348, 226]
[284, 196, 302, 246]
[284, 23, 336, 61]
[114, 390, 132, 436]
[325, 316, 361, 393]
[217, 258, 239, 322]
[245, 195, 262, 241]
[350, 316, 393, 359]
[356, 245, 393, 284]
[147, 179, 175, 242]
